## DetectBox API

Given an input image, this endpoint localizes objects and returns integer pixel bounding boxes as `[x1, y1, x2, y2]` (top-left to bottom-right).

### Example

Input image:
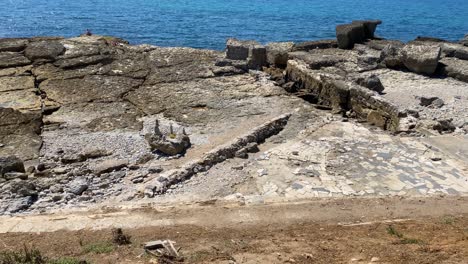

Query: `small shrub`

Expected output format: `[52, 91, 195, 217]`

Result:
[0, 245, 46, 264]
[111, 228, 131, 245]
[441, 215, 456, 225]
[82, 242, 114, 254]
[386, 225, 403, 238]
[386, 225, 424, 245]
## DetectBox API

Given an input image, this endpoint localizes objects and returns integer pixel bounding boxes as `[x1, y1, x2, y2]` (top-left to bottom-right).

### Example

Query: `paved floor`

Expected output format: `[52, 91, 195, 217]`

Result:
[158, 118, 468, 205]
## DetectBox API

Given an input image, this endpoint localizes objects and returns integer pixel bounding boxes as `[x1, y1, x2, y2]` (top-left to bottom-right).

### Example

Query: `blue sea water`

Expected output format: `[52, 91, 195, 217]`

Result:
[0, 0, 467, 50]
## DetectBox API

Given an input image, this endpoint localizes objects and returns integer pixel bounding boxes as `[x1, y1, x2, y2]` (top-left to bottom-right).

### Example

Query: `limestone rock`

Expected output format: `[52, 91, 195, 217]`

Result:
[380, 44, 404, 69]
[401, 44, 441, 75]
[24, 41, 65, 61]
[336, 23, 365, 49]
[355, 74, 385, 93]
[419, 96, 444, 107]
[0, 38, 29, 52]
[226, 38, 258, 60]
[0, 52, 31, 68]
[292, 40, 338, 51]
[367, 110, 387, 128]
[266, 42, 294, 67]
[7, 196, 35, 213]
[92, 159, 129, 175]
[146, 122, 191, 156]
[440, 57, 468, 82]
[225, 39, 267, 69]
[0, 156, 25, 176]
[336, 20, 381, 49]
[247, 45, 266, 70]
[0, 108, 42, 160]
[0, 76, 35, 93]
[352, 20, 382, 39]
[69, 179, 89, 195]
[54, 54, 111, 69]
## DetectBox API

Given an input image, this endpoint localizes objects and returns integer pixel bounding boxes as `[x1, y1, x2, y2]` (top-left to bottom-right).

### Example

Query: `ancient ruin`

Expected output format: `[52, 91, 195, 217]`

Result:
[0, 21, 467, 232]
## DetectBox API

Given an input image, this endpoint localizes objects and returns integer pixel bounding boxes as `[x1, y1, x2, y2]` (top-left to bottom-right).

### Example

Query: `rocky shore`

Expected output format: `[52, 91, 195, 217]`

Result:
[1, 21, 467, 214]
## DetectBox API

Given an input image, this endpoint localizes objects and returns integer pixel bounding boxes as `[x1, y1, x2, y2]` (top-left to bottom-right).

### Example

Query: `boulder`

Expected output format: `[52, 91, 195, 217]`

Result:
[92, 159, 129, 175]
[419, 96, 443, 107]
[7, 196, 35, 213]
[0, 156, 25, 176]
[24, 41, 65, 61]
[247, 44, 267, 70]
[440, 57, 468, 82]
[336, 20, 381, 49]
[69, 179, 89, 195]
[147, 134, 191, 156]
[226, 38, 258, 60]
[0, 38, 29, 52]
[380, 44, 404, 68]
[401, 44, 441, 75]
[266, 42, 294, 67]
[356, 74, 385, 93]
[352, 20, 382, 39]
[336, 23, 365, 49]
[146, 121, 191, 156]
[439, 43, 468, 60]
[225, 39, 267, 69]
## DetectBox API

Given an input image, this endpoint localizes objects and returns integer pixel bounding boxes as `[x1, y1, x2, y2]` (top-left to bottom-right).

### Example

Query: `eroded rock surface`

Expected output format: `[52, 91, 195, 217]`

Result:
[1, 30, 467, 215]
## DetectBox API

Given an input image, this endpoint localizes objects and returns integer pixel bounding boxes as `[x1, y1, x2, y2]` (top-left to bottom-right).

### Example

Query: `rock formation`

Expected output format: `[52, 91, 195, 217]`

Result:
[0, 21, 467, 215]
[336, 20, 382, 49]
[145, 120, 191, 156]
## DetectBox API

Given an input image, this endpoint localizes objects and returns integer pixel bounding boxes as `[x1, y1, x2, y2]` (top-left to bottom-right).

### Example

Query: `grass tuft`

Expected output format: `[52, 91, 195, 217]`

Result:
[386, 225, 424, 245]
[0, 245, 46, 264]
[82, 242, 114, 254]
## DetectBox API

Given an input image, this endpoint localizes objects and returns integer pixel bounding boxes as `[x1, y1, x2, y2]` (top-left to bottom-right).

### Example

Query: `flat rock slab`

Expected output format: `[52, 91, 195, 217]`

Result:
[0, 76, 35, 92]
[44, 101, 143, 131]
[0, 89, 41, 111]
[0, 52, 31, 68]
[24, 41, 65, 61]
[422, 135, 468, 163]
[40, 75, 143, 104]
[92, 159, 129, 175]
[0, 39, 29, 52]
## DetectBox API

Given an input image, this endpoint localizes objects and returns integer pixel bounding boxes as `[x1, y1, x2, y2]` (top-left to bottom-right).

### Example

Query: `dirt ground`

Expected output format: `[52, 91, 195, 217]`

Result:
[1, 197, 467, 264]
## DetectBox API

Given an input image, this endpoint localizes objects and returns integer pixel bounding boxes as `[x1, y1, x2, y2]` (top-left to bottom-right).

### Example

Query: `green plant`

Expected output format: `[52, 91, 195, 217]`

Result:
[47, 258, 84, 264]
[400, 238, 424, 245]
[0, 245, 46, 264]
[441, 215, 456, 225]
[82, 242, 114, 254]
[386, 225, 403, 238]
[386, 225, 424, 245]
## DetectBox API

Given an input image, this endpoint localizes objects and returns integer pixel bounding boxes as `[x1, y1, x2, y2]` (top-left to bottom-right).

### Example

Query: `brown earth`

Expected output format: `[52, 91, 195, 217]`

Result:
[1, 197, 467, 264]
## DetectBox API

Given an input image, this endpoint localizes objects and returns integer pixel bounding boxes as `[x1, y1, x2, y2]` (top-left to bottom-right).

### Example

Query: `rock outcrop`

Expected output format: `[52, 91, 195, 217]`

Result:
[1, 23, 468, 214]
[336, 20, 382, 49]
[400, 44, 441, 75]
[145, 121, 191, 156]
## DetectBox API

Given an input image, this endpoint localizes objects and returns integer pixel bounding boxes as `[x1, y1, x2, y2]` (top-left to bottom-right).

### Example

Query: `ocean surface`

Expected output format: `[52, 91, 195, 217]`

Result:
[1, 0, 467, 50]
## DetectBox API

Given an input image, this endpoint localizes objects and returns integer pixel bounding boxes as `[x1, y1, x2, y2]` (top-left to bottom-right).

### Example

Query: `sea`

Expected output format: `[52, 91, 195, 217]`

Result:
[0, 0, 467, 50]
